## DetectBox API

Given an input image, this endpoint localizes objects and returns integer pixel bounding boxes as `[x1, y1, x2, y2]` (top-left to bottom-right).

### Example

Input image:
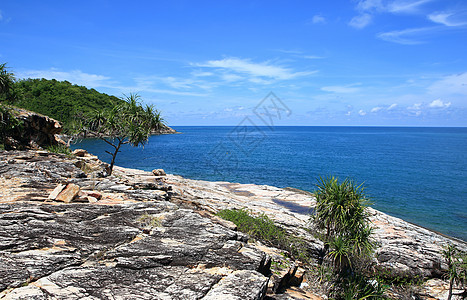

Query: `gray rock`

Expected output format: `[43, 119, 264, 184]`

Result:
[0, 199, 271, 299]
[202, 270, 269, 300]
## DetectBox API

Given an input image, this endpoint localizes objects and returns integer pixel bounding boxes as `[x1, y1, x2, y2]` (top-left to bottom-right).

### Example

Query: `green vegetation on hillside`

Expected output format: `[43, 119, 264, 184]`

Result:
[14, 78, 123, 126]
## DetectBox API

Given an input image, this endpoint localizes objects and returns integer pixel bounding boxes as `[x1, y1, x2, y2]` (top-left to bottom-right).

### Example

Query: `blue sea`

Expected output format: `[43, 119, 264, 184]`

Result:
[73, 126, 467, 241]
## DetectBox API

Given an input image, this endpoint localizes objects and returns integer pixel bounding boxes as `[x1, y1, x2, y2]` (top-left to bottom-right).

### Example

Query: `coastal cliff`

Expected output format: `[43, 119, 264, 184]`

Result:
[0, 149, 465, 299]
[2, 107, 65, 150]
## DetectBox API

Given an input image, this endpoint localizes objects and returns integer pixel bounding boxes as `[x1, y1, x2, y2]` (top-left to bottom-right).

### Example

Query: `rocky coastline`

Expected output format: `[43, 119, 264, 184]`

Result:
[0, 149, 465, 299]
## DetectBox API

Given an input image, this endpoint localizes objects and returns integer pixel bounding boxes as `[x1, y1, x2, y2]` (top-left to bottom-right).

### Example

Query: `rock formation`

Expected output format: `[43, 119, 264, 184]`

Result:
[3, 108, 65, 150]
[0, 149, 465, 299]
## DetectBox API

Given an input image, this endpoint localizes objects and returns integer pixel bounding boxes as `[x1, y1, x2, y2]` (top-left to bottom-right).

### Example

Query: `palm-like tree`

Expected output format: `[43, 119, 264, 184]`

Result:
[83, 93, 162, 175]
[313, 176, 375, 274]
[0, 63, 17, 103]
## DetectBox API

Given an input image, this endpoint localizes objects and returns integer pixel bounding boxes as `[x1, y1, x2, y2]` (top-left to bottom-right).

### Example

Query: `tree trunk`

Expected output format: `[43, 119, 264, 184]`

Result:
[108, 140, 122, 175]
[447, 276, 453, 300]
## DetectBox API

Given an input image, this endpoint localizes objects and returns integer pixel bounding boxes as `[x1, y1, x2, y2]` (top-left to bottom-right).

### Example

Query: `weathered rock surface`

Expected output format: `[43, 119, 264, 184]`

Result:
[1, 149, 466, 299]
[4, 108, 65, 150]
[0, 150, 274, 299]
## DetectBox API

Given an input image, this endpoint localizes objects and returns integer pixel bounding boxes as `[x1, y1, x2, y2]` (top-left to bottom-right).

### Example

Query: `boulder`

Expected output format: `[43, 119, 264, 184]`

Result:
[72, 149, 87, 157]
[55, 183, 80, 203]
[4, 108, 65, 150]
[152, 169, 166, 176]
[48, 183, 66, 200]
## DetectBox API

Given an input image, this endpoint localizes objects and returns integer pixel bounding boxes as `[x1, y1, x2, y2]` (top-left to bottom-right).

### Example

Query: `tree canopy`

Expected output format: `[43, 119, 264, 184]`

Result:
[82, 94, 163, 174]
[0, 63, 18, 103]
[14, 78, 123, 126]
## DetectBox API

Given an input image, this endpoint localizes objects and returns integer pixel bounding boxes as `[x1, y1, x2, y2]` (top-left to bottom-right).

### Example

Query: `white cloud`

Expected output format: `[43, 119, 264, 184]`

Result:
[196, 57, 316, 83]
[377, 27, 436, 44]
[371, 106, 383, 113]
[387, 103, 398, 110]
[321, 85, 360, 93]
[133, 76, 212, 95]
[356, 0, 385, 12]
[0, 10, 3, 21]
[349, 13, 373, 29]
[18, 69, 110, 88]
[408, 103, 422, 110]
[387, 0, 433, 14]
[221, 73, 243, 82]
[350, 0, 434, 30]
[428, 72, 467, 96]
[429, 99, 451, 108]
[192, 71, 213, 77]
[428, 12, 467, 27]
[312, 15, 326, 24]
[358, 109, 367, 116]
[303, 55, 325, 59]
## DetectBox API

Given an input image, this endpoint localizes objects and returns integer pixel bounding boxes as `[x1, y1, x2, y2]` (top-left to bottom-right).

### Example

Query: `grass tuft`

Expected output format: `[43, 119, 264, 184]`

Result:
[46, 144, 73, 156]
[216, 208, 310, 261]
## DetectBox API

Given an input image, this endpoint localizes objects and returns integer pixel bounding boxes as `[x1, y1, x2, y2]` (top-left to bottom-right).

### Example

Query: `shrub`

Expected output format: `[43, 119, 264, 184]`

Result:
[46, 144, 73, 156]
[216, 208, 310, 261]
[442, 244, 467, 300]
[312, 176, 375, 274]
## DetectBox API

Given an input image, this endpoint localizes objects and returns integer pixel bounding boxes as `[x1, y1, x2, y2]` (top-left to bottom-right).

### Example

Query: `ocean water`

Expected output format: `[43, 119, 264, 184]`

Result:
[73, 126, 467, 241]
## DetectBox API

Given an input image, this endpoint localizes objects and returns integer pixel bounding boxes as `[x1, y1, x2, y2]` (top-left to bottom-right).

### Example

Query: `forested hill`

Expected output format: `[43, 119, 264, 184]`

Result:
[14, 78, 124, 125]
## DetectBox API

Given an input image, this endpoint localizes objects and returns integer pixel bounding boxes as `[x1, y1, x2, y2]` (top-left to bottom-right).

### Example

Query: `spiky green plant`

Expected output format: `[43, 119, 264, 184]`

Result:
[312, 176, 375, 274]
[82, 93, 164, 175]
[443, 244, 467, 300]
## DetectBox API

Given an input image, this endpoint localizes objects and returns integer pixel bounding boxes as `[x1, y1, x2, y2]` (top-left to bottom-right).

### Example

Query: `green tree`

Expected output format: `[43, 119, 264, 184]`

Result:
[0, 63, 19, 103]
[312, 176, 375, 274]
[83, 94, 162, 175]
[0, 63, 21, 147]
[442, 244, 467, 300]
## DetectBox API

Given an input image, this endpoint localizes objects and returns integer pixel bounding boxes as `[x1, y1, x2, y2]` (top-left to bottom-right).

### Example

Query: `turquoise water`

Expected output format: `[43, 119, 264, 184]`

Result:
[73, 126, 467, 241]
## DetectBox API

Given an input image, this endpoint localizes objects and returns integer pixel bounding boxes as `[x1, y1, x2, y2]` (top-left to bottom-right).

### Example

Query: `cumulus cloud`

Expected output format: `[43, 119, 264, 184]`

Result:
[408, 103, 422, 110]
[387, 103, 398, 110]
[371, 106, 383, 113]
[429, 99, 451, 108]
[311, 15, 326, 24]
[18, 69, 110, 88]
[358, 110, 367, 116]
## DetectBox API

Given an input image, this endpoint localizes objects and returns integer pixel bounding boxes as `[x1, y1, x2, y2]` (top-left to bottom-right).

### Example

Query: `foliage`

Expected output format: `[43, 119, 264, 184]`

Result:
[14, 78, 123, 125]
[311, 176, 380, 299]
[216, 208, 310, 261]
[81, 94, 163, 175]
[442, 244, 467, 300]
[0, 105, 22, 147]
[312, 176, 375, 274]
[340, 274, 386, 300]
[138, 213, 162, 228]
[0, 63, 19, 104]
[46, 144, 73, 156]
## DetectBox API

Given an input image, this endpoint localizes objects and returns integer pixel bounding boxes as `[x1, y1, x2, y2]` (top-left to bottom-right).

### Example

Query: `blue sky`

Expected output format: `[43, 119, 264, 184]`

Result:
[1, 0, 466, 126]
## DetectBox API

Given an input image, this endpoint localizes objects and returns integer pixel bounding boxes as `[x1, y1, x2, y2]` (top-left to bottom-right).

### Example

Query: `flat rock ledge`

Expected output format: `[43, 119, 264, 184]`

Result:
[1, 150, 466, 300]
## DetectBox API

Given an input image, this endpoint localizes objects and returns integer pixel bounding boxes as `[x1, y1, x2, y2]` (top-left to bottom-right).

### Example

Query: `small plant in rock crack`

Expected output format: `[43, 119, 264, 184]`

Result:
[138, 213, 162, 230]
